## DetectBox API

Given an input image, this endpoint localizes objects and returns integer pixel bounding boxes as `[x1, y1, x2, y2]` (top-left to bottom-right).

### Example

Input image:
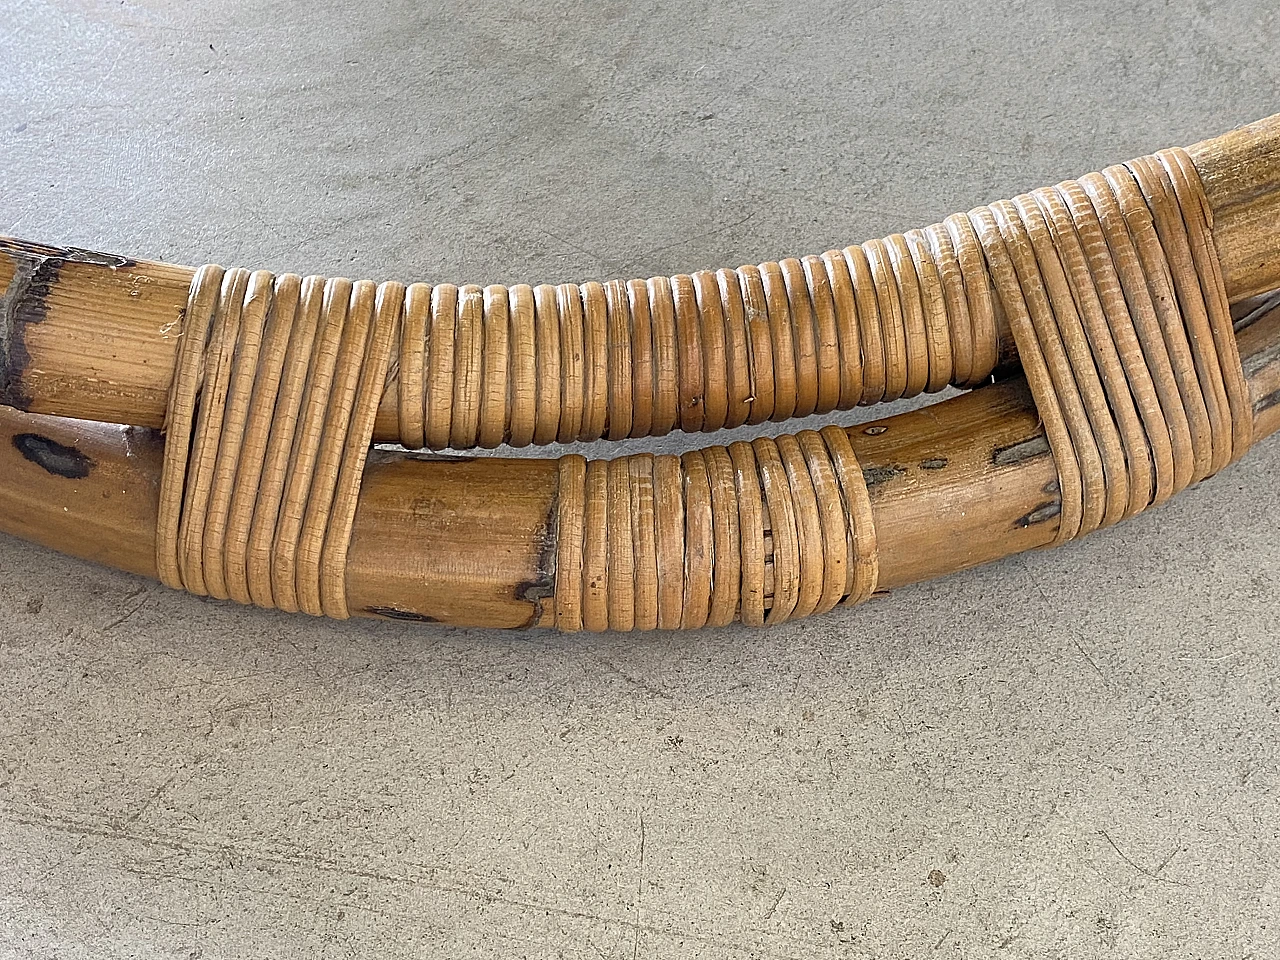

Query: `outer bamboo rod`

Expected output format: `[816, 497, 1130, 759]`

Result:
[2, 301, 1277, 628]
[2, 114, 1280, 444]
[1186, 112, 1280, 302]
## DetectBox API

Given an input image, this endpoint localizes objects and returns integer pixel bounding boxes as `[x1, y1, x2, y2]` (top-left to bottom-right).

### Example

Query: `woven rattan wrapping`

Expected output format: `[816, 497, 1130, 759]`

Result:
[553, 427, 877, 633]
[386, 242, 1003, 448]
[156, 146, 1250, 628]
[975, 147, 1250, 543]
[159, 271, 401, 618]
[160, 230, 1010, 455]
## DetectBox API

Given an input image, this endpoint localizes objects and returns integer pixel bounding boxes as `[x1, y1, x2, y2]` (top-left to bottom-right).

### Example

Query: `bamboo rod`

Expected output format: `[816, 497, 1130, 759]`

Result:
[1186, 113, 1280, 302]
[2, 301, 1277, 628]
[3, 114, 1280, 444]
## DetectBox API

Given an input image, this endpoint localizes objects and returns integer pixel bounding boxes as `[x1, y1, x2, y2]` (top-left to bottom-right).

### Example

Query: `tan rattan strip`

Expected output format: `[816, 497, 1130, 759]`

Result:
[552, 427, 879, 632]
[973, 147, 1250, 543]
[159, 272, 400, 618]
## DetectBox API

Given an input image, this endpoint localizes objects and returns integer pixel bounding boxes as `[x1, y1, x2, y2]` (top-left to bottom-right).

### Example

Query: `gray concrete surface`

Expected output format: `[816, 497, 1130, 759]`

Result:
[2, 1, 1279, 957]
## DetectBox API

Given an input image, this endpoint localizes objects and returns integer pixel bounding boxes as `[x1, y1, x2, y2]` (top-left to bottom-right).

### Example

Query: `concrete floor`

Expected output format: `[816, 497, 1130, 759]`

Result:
[2, 0, 1279, 956]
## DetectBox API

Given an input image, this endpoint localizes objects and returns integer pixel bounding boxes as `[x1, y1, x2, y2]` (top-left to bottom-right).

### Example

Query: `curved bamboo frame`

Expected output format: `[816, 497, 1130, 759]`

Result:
[2, 114, 1280, 629]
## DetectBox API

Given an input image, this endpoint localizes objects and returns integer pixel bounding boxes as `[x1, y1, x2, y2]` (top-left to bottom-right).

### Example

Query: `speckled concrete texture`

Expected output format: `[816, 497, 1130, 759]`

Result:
[1, 1, 1278, 957]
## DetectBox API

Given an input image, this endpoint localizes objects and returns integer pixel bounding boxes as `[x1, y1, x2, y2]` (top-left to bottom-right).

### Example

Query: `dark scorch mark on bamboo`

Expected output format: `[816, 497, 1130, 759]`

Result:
[516, 489, 559, 628]
[1015, 500, 1061, 529]
[12, 433, 95, 479]
[364, 606, 439, 623]
[0, 239, 135, 411]
[1253, 386, 1280, 417]
[0, 251, 42, 411]
[863, 464, 907, 488]
[919, 457, 948, 470]
[992, 435, 1051, 467]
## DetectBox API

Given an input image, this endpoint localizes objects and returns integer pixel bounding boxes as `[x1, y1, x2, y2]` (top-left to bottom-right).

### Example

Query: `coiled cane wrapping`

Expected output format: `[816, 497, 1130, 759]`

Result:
[156, 146, 1250, 628]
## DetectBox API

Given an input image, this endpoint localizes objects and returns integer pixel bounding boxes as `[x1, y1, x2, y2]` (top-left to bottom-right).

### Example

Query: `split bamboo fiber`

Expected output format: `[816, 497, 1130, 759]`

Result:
[149, 141, 1252, 630]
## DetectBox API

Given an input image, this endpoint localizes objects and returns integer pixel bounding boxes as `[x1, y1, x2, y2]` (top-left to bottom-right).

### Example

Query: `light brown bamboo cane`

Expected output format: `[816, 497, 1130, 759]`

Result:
[3, 114, 1280, 443]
